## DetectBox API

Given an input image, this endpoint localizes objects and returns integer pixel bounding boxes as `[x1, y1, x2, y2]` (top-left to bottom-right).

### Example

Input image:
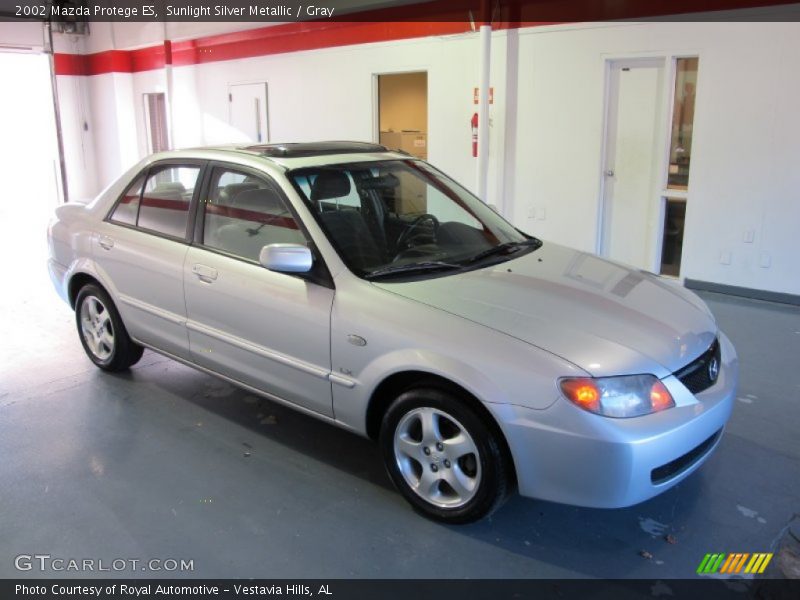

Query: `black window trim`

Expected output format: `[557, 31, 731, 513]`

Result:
[192, 160, 335, 289]
[104, 159, 208, 244]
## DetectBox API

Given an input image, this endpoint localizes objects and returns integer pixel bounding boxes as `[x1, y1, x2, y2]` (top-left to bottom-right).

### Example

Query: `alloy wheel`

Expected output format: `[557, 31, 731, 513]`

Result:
[79, 295, 115, 361]
[393, 406, 482, 508]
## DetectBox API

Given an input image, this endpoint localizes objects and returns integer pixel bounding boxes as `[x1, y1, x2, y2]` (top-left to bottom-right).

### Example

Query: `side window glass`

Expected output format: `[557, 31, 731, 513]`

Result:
[137, 165, 200, 238]
[110, 176, 144, 225]
[203, 168, 306, 262]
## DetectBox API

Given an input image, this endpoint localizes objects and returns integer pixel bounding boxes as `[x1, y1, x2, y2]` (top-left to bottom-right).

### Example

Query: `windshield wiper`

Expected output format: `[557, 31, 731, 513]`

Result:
[365, 261, 462, 280]
[463, 238, 542, 265]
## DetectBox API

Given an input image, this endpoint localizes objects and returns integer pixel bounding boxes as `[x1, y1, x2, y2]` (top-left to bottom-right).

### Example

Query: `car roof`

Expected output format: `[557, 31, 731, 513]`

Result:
[150, 141, 411, 170]
[244, 141, 389, 157]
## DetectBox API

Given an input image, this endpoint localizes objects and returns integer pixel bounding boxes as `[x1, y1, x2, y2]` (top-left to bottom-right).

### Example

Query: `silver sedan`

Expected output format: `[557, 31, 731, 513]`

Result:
[47, 142, 737, 523]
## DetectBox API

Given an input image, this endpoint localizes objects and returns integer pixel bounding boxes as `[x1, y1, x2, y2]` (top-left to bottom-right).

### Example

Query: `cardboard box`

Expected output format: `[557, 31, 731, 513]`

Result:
[380, 130, 427, 159]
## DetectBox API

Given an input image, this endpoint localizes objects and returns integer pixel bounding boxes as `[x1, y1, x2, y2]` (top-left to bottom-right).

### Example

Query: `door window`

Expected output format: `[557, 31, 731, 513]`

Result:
[202, 168, 305, 262]
[137, 165, 200, 238]
[660, 57, 698, 276]
[109, 175, 144, 226]
[667, 57, 698, 190]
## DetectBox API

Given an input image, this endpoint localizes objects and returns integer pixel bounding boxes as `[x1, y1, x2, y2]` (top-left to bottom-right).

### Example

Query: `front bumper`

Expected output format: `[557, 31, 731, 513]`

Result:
[491, 332, 738, 508]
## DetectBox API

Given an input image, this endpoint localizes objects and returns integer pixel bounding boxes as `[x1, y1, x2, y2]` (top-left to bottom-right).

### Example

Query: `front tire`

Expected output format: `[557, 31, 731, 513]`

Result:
[380, 387, 512, 524]
[75, 284, 143, 372]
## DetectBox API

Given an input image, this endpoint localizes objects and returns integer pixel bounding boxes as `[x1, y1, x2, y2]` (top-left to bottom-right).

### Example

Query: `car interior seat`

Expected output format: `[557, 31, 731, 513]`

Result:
[310, 172, 385, 272]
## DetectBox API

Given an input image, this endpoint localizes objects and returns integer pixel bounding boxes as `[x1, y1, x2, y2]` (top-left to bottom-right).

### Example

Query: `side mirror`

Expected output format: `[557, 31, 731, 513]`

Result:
[259, 243, 313, 273]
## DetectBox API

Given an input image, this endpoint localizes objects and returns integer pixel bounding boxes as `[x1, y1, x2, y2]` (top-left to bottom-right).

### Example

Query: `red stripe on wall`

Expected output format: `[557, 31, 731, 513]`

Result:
[54, 49, 135, 75]
[170, 21, 471, 68]
[54, 21, 471, 76]
[53, 52, 89, 76]
[52, 0, 797, 76]
[131, 45, 170, 72]
[140, 196, 190, 211]
[206, 204, 300, 230]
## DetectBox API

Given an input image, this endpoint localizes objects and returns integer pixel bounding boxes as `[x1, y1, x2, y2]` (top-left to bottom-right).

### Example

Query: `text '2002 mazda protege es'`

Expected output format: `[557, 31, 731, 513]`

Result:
[48, 142, 737, 523]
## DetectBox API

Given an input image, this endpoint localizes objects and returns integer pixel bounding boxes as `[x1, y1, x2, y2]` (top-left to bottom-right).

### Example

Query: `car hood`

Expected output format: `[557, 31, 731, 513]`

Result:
[373, 243, 717, 378]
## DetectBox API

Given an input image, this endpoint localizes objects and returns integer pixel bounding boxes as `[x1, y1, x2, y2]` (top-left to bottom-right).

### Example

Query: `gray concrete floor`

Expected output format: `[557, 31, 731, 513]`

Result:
[1, 203, 798, 579]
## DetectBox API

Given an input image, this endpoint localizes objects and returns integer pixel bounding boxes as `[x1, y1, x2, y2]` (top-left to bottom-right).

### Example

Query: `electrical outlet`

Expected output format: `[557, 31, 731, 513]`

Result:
[719, 251, 732, 265]
[527, 206, 536, 219]
[743, 229, 755, 243]
[536, 207, 546, 221]
[759, 252, 771, 268]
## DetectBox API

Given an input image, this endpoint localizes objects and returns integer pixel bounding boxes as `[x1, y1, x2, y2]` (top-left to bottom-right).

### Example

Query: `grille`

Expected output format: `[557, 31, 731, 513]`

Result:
[674, 338, 721, 394]
[651, 429, 722, 484]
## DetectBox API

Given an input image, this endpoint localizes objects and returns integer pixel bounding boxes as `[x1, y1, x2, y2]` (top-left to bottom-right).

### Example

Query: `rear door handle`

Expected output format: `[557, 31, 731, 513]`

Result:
[192, 263, 218, 283]
[98, 235, 114, 250]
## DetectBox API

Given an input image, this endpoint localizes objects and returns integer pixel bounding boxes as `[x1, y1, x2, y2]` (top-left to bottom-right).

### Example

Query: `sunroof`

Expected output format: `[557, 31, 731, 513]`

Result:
[244, 141, 389, 158]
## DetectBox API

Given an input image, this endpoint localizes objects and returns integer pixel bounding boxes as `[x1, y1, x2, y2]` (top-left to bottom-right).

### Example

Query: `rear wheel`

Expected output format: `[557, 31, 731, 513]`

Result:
[380, 387, 512, 524]
[75, 284, 143, 371]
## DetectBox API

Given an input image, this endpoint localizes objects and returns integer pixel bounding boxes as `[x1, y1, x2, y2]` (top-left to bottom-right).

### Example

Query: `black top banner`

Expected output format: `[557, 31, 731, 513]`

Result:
[2, 0, 800, 23]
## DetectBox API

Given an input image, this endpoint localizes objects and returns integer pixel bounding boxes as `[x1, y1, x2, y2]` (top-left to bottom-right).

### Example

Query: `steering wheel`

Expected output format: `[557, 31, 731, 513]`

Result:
[395, 213, 440, 254]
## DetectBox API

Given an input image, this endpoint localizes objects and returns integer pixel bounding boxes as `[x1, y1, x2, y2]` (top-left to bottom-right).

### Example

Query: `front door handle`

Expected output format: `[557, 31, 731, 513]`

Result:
[98, 235, 114, 250]
[192, 264, 218, 283]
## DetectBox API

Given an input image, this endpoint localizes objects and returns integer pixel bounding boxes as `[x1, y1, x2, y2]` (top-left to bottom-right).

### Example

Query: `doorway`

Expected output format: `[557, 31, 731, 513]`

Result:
[660, 57, 699, 277]
[228, 82, 269, 144]
[0, 51, 64, 378]
[143, 92, 169, 153]
[375, 72, 428, 159]
[0, 51, 60, 233]
[600, 56, 699, 276]
[599, 58, 667, 271]
[0, 52, 60, 204]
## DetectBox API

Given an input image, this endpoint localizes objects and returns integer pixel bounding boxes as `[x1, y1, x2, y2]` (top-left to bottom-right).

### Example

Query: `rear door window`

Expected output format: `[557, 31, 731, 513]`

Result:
[136, 165, 200, 238]
[109, 176, 144, 226]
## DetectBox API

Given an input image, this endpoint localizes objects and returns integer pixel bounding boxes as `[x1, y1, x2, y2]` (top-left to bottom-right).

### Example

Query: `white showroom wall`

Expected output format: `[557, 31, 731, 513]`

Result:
[508, 21, 800, 294]
[17, 18, 800, 297]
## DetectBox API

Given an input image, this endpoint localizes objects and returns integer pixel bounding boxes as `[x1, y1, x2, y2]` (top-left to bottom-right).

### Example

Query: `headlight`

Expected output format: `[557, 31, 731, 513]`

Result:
[559, 374, 674, 418]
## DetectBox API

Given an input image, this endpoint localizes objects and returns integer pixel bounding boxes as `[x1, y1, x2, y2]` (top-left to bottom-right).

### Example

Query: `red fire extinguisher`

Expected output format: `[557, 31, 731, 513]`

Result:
[471, 112, 479, 158]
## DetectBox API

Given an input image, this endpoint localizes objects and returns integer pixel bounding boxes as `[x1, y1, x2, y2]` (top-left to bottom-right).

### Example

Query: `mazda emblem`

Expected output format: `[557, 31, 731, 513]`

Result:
[707, 357, 720, 382]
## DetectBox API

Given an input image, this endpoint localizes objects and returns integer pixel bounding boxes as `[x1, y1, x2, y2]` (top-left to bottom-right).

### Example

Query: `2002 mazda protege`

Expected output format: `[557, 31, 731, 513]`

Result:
[48, 142, 737, 523]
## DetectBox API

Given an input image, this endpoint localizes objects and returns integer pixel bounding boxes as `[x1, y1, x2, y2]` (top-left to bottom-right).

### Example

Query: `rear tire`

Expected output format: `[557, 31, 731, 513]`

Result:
[380, 387, 511, 524]
[75, 284, 143, 372]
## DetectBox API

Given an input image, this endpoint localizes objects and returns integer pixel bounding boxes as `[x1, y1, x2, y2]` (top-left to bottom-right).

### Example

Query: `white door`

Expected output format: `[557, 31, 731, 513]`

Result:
[228, 82, 269, 143]
[600, 59, 666, 270]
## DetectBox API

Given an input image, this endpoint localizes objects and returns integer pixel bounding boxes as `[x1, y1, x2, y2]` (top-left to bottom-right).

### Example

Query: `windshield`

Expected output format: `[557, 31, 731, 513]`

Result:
[289, 160, 540, 279]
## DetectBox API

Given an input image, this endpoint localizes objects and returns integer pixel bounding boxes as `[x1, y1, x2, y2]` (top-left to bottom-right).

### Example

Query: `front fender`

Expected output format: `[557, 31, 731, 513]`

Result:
[329, 278, 587, 434]
[361, 348, 505, 403]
